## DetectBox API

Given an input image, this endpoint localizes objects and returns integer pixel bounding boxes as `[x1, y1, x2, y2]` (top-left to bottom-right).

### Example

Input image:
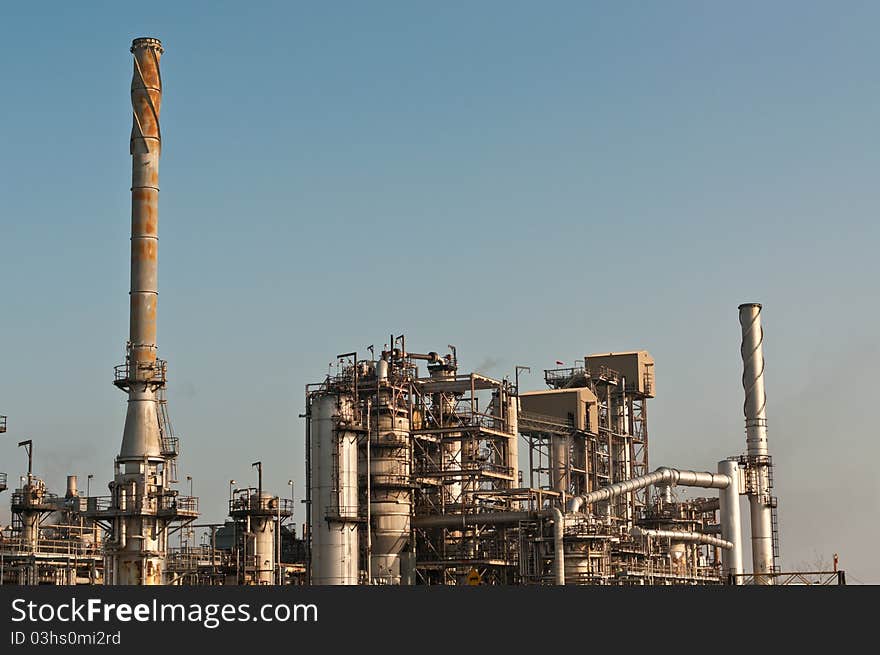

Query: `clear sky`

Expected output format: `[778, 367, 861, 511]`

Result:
[1, 1, 877, 582]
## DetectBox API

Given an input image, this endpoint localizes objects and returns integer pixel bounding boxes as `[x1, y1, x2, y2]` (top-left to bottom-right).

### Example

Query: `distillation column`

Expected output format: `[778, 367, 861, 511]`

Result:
[739, 303, 777, 582]
[370, 363, 412, 584]
[507, 393, 519, 487]
[247, 493, 277, 585]
[431, 362, 462, 508]
[310, 394, 359, 584]
[489, 388, 520, 488]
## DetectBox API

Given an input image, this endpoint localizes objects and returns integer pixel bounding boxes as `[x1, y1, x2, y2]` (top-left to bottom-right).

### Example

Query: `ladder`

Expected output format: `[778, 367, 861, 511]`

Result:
[770, 497, 780, 571]
[765, 462, 780, 570]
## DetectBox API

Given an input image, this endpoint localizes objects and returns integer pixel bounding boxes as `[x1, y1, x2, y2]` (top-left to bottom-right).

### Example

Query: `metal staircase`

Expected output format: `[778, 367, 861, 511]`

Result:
[157, 388, 179, 484]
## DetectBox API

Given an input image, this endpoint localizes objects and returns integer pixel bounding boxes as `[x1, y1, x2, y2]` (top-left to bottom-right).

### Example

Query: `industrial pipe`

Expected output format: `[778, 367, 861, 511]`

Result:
[548, 507, 564, 586]
[413, 511, 535, 529]
[631, 527, 733, 550]
[717, 459, 744, 581]
[413, 509, 565, 586]
[566, 467, 731, 513]
[695, 498, 720, 513]
[405, 352, 442, 363]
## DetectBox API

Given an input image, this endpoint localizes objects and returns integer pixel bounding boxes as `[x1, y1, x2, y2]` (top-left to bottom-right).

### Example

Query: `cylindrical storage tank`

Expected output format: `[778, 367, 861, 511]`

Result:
[66, 475, 78, 499]
[247, 493, 276, 585]
[310, 394, 360, 585]
[370, 398, 411, 584]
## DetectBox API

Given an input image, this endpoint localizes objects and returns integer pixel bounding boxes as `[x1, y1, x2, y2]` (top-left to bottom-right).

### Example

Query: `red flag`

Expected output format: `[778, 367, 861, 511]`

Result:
[555, 360, 564, 365]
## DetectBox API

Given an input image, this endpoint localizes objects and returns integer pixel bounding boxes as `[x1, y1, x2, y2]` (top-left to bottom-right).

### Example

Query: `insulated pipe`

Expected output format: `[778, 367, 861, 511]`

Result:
[413, 509, 566, 586]
[631, 527, 733, 550]
[413, 511, 535, 529]
[548, 507, 564, 586]
[717, 459, 744, 581]
[739, 303, 776, 582]
[696, 498, 720, 513]
[566, 467, 731, 513]
[406, 352, 441, 363]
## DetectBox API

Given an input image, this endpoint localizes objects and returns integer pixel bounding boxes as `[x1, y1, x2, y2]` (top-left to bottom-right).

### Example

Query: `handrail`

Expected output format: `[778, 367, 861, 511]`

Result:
[0, 537, 102, 556]
[730, 570, 845, 586]
[229, 494, 293, 515]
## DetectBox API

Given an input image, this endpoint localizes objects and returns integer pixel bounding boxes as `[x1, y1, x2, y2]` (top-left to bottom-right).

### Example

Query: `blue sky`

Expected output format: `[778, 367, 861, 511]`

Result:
[1, 1, 878, 581]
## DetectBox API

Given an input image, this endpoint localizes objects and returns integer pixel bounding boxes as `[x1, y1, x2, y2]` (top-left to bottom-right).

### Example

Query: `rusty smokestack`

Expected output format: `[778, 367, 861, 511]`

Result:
[120, 37, 164, 462]
[100, 38, 186, 585]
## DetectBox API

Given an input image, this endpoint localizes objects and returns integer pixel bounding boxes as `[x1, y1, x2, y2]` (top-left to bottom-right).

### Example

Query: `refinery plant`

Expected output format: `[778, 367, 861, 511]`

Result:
[0, 38, 846, 587]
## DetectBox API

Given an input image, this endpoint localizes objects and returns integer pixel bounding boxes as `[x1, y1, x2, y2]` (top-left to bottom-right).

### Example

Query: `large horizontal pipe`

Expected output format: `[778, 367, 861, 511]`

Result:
[406, 351, 442, 363]
[631, 528, 733, 550]
[567, 467, 731, 513]
[414, 508, 565, 586]
[413, 511, 537, 529]
[696, 498, 720, 513]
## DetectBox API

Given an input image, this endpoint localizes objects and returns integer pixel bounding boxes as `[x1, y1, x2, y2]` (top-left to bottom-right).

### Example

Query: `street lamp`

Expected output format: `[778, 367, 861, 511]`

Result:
[276, 491, 282, 585]
[18, 440, 33, 478]
[86, 474, 94, 498]
[186, 475, 193, 498]
[515, 365, 531, 394]
[284, 478, 295, 584]
[515, 366, 531, 488]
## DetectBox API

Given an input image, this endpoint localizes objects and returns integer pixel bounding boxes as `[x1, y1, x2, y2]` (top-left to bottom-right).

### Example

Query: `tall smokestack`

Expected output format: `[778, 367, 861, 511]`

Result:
[738, 302, 777, 583]
[92, 38, 198, 585]
[121, 36, 164, 462]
